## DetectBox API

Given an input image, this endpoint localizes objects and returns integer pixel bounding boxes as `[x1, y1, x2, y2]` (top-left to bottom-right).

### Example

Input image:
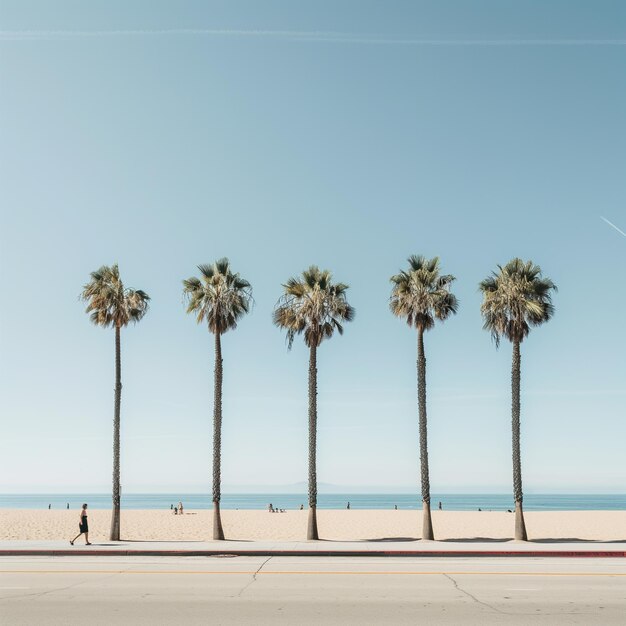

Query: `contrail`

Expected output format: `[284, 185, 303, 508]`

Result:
[601, 216, 626, 238]
[1, 29, 626, 45]
[0, 28, 347, 40]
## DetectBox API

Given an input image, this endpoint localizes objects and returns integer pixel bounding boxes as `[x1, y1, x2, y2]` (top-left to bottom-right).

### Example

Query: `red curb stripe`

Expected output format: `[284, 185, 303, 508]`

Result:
[1, 549, 625, 558]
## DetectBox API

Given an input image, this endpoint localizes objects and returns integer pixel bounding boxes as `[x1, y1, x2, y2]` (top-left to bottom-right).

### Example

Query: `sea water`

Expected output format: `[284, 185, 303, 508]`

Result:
[1, 493, 625, 511]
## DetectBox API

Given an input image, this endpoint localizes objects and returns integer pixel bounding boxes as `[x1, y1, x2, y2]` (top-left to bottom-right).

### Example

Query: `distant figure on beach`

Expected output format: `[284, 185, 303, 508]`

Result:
[174, 506, 178, 515]
[478, 508, 482, 512]
[507, 509, 512, 513]
[70, 503, 91, 545]
[171, 504, 173, 510]
[300, 504, 304, 510]
[48, 504, 51, 510]
[268, 503, 274, 512]
[178, 501, 184, 515]
[347, 502, 350, 510]
[438, 501, 442, 510]
[67, 503, 69, 510]
[394, 505, 398, 510]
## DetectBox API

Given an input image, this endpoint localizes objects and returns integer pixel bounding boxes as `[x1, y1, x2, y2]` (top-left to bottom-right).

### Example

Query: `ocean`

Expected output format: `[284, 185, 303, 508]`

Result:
[1, 493, 625, 511]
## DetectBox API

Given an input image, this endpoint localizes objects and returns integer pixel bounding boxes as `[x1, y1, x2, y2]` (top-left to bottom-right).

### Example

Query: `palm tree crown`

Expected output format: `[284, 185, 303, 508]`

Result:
[480, 258, 556, 346]
[273, 266, 355, 348]
[390, 255, 458, 328]
[82, 264, 150, 327]
[183, 258, 252, 334]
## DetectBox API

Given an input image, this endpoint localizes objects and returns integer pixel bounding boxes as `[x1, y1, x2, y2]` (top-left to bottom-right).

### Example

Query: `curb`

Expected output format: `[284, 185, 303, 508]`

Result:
[2, 549, 625, 558]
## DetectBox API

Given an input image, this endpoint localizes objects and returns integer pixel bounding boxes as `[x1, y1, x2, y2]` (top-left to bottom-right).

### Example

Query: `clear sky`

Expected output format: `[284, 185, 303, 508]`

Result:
[1, 1, 625, 495]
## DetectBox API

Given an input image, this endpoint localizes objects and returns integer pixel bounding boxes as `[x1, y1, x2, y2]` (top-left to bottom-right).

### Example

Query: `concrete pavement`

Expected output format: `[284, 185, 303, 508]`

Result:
[1, 555, 625, 624]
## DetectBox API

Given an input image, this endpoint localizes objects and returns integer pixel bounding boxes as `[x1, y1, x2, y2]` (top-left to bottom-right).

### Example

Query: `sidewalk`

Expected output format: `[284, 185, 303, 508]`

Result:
[1, 539, 625, 558]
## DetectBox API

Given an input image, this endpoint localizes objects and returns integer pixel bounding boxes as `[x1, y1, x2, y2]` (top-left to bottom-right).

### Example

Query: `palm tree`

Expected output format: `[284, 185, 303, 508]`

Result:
[390, 256, 458, 540]
[183, 258, 252, 540]
[273, 266, 355, 540]
[480, 258, 556, 541]
[81, 264, 150, 541]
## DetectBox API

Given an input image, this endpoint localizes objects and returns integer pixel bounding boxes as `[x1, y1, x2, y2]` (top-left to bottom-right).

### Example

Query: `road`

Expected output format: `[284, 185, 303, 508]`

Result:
[1, 555, 625, 624]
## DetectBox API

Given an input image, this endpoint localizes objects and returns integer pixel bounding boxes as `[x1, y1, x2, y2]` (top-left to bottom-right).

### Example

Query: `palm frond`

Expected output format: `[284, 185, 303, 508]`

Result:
[183, 258, 253, 334]
[273, 266, 355, 349]
[389, 255, 458, 331]
[81, 264, 149, 329]
[479, 258, 556, 345]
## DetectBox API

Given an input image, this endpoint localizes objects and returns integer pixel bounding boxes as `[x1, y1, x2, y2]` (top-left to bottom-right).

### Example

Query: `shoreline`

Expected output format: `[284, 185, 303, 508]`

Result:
[2, 509, 625, 543]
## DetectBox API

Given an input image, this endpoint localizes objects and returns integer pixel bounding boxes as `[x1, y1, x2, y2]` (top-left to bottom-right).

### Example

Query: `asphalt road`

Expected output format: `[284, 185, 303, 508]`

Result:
[1, 555, 625, 624]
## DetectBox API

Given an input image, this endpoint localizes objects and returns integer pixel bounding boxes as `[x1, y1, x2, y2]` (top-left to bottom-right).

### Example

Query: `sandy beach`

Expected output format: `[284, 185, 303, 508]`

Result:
[1, 509, 625, 543]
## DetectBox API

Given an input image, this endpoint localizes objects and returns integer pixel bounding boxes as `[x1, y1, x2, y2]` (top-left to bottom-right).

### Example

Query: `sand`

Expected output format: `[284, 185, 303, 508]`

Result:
[1, 509, 625, 542]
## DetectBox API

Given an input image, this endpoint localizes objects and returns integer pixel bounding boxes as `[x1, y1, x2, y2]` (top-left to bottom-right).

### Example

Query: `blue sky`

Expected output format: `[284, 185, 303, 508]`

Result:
[0, 1, 625, 495]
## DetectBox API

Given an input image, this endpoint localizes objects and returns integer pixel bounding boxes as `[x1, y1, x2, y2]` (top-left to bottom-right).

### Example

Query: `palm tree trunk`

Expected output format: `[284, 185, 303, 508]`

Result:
[512, 340, 527, 541]
[110, 324, 122, 541]
[213, 332, 225, 540]
[417, 328, 434, 540]
[307, 343, 319, 540]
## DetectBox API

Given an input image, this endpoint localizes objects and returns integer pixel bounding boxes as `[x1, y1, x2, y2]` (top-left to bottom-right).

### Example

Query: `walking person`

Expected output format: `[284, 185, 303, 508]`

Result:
[178, 501, 184, 515]
[70, 504, 91, 545]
